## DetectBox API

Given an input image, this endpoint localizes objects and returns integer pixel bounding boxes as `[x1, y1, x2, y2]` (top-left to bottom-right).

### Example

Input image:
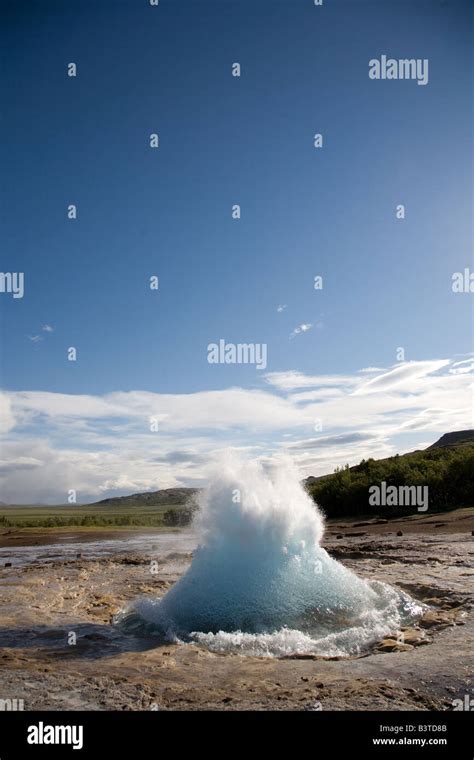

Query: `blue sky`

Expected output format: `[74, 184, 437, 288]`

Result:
[0, 0, 473, 502]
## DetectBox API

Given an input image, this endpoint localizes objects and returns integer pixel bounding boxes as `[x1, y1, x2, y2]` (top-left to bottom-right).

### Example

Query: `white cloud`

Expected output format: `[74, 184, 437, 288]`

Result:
[264, 371, 356, 391]
[7, 388, 307, 431]
[353, 360, 450, 395]
[0, 357, 472, 503]
[0, 394, 15, 433]
[449, 358, 474, 375]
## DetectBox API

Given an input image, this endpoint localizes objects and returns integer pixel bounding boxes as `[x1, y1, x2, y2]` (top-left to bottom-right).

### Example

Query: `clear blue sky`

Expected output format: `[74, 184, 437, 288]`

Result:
[0, 0, 472, 502]
[1, 0, 472, 395]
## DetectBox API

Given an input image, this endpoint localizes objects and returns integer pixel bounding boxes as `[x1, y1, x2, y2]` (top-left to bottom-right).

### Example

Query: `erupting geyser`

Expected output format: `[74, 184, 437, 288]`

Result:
[116, 454, 424, 657]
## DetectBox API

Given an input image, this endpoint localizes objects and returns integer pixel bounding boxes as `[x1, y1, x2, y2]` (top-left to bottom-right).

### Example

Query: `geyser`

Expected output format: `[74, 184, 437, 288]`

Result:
[116, 454, 424, 657]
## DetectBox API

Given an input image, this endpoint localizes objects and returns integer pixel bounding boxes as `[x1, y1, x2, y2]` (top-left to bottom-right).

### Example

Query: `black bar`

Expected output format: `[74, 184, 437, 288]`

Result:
[0, 711, 471, 758]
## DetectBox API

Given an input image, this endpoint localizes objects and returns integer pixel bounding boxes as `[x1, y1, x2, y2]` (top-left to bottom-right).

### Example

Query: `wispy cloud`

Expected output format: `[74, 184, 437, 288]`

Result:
[285, 432, 377, 450]
[449, 358, 474, 375]
[290, 323, 313, 339]
[265, 371, 356, 391]
[28, 324, 54, 345]
[352, 360, 450, 395]
[277, 304, 287, 313]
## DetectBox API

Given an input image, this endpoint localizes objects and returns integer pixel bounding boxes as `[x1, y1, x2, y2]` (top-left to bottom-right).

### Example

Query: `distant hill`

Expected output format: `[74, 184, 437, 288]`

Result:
[305, 431, 474, 519]
[429, 430, 474, 449]
[89, 487, 199, 508]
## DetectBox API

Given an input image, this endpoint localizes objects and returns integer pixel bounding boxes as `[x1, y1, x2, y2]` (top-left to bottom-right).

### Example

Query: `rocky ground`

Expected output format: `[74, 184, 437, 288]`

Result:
[0, 508, 472, 711]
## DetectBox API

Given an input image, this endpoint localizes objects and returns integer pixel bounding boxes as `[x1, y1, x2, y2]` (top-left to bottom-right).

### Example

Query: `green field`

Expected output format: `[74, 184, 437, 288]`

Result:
[0, 502, 191, 529]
